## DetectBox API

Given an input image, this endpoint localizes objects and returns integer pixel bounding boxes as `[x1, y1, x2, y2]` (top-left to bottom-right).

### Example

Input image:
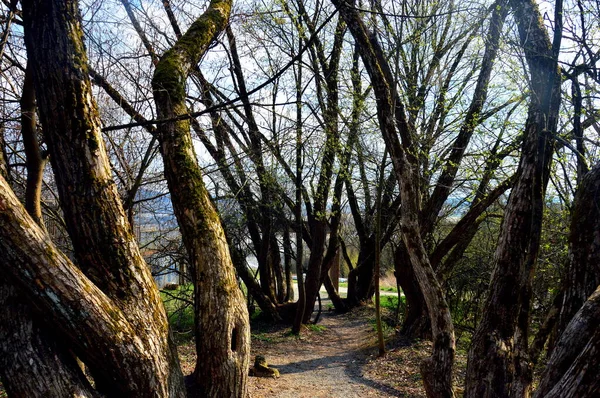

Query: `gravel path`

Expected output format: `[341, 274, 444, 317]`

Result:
[248, 308, 402, 398]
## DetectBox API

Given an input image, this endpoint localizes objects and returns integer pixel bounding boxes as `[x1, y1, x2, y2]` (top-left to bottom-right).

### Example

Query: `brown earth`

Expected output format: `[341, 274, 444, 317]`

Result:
[234, 306, 465, 398]
[0, 306, 466, 397]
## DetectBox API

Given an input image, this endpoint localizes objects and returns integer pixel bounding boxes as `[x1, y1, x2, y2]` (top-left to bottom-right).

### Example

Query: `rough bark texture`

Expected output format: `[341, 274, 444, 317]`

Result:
[556, 164, 600, 337]
[332, 2, 456, 396]
[534, 286, 600, 397]
[0, 280, 99, 398]
[465, 1, 560, 396]
[0, 177, 182, 397]
[395, 244, 431, 339]
[0, 64, 98, 397]
[151, 1, 250, 396]
[20, 0, 186, 395]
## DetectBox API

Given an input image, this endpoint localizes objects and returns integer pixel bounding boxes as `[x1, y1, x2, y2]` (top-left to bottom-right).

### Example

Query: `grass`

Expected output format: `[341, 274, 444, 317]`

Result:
[161, 284, 195, 342]
[368, 295, 406, 336]
[251, 332, 274, 342]
[306, 324, 327, 333]
[380, 295, 404, 311]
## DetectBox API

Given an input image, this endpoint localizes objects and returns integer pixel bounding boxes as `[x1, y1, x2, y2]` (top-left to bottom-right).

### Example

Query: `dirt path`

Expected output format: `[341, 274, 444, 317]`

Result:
[248, 308, 411, 398]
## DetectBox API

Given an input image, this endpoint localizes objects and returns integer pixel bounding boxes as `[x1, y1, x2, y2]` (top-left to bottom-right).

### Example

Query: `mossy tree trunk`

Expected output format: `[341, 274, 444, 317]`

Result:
[0, 62, 100, 397]
[14, 0, 187, 395]
[151, 1, 250, 396]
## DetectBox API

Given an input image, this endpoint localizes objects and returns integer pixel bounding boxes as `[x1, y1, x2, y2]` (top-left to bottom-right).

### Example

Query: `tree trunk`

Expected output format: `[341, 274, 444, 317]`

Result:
[332, 2, 456, 396]
[0, 127, 8, 181]
[303, 221, 327, 322]
[0, 280, 99, 398]
[0, 67, 98, 397]
[151, 1, 250, 396]
[395, 244, 432, 339]
[530, 164, 600, 397]
[465, 1, 560, 396]
[556, 164, 600, 337]
[21, 64, 47, 226]
[0, 177, 184, 397]
[534, 285, 600, 397]
[231, 245, 282, 322]
[20, 0, 186, 394]
[348, 239, 376, 305]
[283, 227, 295, 302]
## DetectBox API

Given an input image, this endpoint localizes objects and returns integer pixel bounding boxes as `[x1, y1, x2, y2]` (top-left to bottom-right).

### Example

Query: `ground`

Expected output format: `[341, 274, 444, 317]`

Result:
[0, 305, 466, 397]
[179, 305, 467, 398]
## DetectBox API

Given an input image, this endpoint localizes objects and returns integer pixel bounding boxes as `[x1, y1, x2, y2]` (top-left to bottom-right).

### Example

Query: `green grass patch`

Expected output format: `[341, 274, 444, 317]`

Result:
[379, 295, 404, 311]
[251, 332, 274, 342]
[306, 324, 327, 333]
[161, 284, 194, 342]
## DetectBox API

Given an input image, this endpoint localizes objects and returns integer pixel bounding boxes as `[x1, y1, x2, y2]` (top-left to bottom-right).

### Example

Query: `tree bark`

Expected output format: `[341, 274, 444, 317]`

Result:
[20, 0, 186, 394]
[395, 244, 431, 339]
[465, 1, 561, 396]
[332, 2, 456, 396]
[0, 177, 184, 397]
[0, 63, 99, 397]
[556, 164, 600, 337]
[151, 1, 250, 396]
[0, 280, 99, 398]
[534, 285, 600, 397]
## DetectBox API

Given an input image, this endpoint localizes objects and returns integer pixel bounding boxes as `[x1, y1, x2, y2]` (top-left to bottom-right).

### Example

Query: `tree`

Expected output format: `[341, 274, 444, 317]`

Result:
[533, 164, 600, 397]
[0, 60, 97, 397]
[151, 0, 250, 395]
[331, 1, 456, 396]
[465, 0, 562, 396]
[1, 0, 192, 394]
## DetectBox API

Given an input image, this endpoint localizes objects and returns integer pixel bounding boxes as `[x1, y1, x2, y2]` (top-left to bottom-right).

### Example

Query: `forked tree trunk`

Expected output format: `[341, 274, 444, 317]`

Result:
[332, 2, 456, 396]
[0, 65, 98, 397]
[0, 177, 185, 397]
[18, 0, 186, 395]
[465, 1, 560, 396]
[151, 1, 250, 396]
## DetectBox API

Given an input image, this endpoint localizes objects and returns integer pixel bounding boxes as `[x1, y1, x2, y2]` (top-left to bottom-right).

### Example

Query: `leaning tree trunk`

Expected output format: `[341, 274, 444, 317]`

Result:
[556, 164, 600, 337]
[151, 1, 250, 396]
[332, 2, 456, 396]
[534, 285, 600, 397]
[465, 1, 560, 396]
[19, 0, 186, 395]
[533, 164, 600, 398]
[0, 63, 99, 397]
[395, 244, 431, 339]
